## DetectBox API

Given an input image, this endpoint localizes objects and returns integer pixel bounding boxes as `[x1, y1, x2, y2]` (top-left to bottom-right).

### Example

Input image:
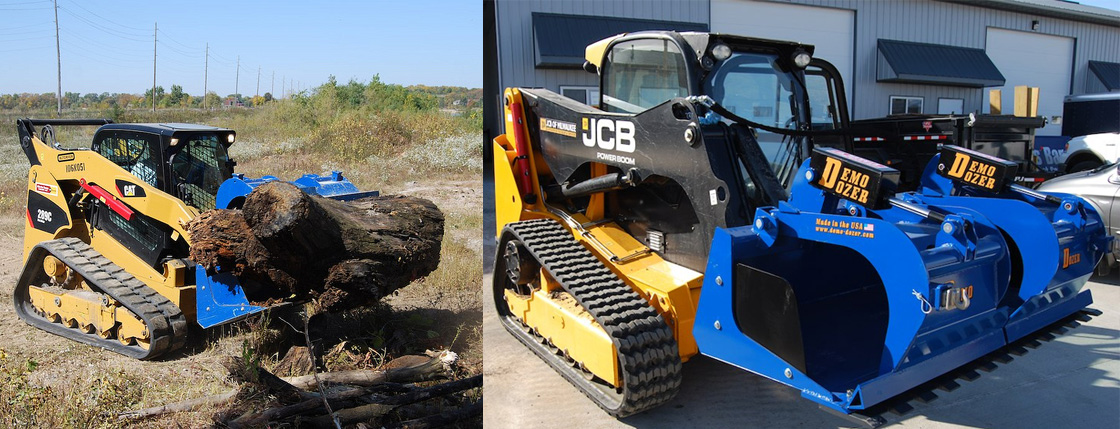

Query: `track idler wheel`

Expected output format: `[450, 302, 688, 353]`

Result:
[504, 240, 540, 288]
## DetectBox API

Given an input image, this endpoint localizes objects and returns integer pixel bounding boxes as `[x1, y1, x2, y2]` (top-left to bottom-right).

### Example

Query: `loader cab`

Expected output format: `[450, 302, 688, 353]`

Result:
[92, 123, 236, 211]
[592, 32, 821, 190]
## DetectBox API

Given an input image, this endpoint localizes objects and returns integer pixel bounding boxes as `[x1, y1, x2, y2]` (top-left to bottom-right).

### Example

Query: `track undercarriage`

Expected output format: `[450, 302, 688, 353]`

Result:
[14, 238, 188, 360]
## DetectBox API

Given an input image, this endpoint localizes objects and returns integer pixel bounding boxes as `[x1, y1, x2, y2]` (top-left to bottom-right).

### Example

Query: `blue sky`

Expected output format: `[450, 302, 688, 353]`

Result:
[0, 0, 481, 96]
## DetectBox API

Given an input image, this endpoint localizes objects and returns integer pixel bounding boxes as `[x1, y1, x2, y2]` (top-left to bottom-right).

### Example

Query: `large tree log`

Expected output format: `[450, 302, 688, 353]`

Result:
[188, 181, 444, 311]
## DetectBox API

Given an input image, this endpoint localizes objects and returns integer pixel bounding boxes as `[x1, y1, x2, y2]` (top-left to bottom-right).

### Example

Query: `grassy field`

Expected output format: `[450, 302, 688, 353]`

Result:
[0, 93, 483, 427]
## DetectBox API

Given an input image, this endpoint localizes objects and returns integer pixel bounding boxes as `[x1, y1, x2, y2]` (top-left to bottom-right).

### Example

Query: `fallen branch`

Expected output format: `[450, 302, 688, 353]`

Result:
[283, 350, 456, 390]
[305, 375, 482, 427]
[384, 399, 482, 429]
[229, 351, 457, 428]
[117, 389, 239, 420]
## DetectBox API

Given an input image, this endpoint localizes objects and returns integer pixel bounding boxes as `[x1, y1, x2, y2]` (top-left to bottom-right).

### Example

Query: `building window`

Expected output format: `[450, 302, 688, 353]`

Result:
[889, 96, 923, 115]
[560, 86, 600, 106]
[938, 98, 964, 115]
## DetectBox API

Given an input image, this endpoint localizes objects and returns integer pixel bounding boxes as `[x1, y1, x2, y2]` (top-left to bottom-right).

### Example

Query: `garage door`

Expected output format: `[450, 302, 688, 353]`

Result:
[985, 28, 1074, 136]
[711, 0, 855, 110]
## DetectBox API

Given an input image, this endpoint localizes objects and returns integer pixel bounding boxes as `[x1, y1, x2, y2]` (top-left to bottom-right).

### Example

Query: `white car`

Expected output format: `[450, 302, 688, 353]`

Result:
[1037, 161, 1119, 275]
[1059, 132, 1119, 173]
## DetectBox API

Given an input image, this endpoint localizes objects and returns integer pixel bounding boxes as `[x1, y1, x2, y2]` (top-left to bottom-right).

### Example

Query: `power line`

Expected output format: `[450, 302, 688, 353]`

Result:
[61, 0, 149, 33]
[57, 6, 147, 41]
[0, 20, 54, 31]
[156, 39, 201, 58]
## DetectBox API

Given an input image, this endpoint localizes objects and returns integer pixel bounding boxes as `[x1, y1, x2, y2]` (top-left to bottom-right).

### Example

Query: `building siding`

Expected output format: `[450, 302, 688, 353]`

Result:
[495, 0, 709, 95]
[772, 0, 1120, 119]
[493, 0, 1119, 122]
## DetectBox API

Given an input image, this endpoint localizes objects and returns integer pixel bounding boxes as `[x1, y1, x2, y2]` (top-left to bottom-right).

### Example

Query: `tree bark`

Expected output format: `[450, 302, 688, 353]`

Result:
[188, 181, 444, 311]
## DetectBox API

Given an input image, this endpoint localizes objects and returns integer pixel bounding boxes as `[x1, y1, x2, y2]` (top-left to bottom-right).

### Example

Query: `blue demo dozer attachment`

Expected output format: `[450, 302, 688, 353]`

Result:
[692, 147, 1109, 425]
[195, 171, 378, 328]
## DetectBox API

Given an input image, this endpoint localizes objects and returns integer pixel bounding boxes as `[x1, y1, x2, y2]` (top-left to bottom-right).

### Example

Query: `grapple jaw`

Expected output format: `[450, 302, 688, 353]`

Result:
[692, 148, 1108, 420]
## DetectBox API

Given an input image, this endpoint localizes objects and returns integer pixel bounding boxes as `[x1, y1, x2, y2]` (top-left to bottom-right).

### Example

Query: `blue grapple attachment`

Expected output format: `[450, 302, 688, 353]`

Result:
[692, 147, 1108, 423]
[194, 171, 379, 328]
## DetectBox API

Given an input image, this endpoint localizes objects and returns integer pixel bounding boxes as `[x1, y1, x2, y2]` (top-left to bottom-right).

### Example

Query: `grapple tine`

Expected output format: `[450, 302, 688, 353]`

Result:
[957, 369, 981, 381]
[913, 390, 939, 404]
[888, 401, 914, 416]
[1023, 339, 1043, 349]
[1064, 320, 1082, 329]
[1008, 345, 1030, 355]
[936, 378, 961, 392]
[974, 361, 998, 373]
[1037, 332, 1057, 342]
[1082, 308, 1103, 317]
[1075, 313, 1092, 322]
[991, 352, 1014, 364]
[1050, 326, 1069, 335]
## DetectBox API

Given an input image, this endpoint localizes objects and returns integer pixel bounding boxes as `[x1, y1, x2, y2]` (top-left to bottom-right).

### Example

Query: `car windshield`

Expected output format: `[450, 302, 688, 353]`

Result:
[703, 51, 807, 192]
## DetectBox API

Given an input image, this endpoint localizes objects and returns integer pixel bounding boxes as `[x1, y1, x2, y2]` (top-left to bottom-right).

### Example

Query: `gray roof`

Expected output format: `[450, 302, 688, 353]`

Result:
[532, 13, 708, 68]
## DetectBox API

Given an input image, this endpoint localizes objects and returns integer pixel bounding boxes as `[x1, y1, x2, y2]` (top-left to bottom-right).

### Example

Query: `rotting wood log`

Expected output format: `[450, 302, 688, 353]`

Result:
[188, 181, 444, 311]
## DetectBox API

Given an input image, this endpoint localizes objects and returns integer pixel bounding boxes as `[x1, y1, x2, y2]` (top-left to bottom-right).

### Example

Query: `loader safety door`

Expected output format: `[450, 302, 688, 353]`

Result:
[601, 37, 691, 114]
[169, 134, 234, 210]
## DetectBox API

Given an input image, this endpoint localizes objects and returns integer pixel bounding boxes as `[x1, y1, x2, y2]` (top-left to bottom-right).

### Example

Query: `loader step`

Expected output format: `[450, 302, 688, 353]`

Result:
[13, 237, 188, 359]
[494, 218, 682, 418]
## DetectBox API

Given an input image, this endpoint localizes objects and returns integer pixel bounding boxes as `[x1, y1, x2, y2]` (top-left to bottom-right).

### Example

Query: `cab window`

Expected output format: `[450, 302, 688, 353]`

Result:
[95, 131, 160, 187]
[602, 38, 689, 113]
[170, 134, 233, 210]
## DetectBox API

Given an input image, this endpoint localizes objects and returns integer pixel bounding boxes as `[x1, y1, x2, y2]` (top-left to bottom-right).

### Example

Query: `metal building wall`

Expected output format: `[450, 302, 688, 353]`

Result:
[494, 0, 710, 94]
[493, 0, 1119, 121]
[772, 0, 1120, 119]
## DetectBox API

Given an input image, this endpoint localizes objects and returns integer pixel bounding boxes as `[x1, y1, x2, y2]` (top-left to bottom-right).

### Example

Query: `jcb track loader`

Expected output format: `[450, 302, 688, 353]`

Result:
[16, 119, 375, 359]
[491, 31, 1112, 424]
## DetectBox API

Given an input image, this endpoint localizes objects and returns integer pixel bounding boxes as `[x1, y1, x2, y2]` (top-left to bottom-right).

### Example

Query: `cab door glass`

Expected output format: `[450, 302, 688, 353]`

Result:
[602, 38, 688, 113]
[170, 134, 232, 210]
[804, 72, 837, 130]
[96, 132, 160, 187]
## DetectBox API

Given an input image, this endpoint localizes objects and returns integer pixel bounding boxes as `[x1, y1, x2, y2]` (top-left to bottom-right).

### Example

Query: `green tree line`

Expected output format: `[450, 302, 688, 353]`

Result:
[0, 76, 481, 112]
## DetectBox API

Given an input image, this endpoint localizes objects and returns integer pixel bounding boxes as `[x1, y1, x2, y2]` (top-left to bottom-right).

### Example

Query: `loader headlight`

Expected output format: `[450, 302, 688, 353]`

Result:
[711, 43, 732, 61]
[226, 133, 236, 144]
[792, 50, 812, 69]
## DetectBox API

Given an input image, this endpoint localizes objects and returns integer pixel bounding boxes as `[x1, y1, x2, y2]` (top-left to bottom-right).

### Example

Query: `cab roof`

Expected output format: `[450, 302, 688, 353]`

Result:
[97, 123, 232, 137]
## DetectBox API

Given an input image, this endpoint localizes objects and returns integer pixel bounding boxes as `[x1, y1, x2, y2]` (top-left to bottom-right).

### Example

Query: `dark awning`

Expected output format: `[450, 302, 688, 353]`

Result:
[1088, 60, 1120, 91]
[877, 39, 1005, 88]
[532, 13, 707, 69]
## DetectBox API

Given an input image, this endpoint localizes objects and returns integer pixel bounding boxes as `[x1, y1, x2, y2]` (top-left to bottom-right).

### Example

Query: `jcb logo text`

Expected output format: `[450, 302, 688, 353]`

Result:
[582, 118, 635, 153]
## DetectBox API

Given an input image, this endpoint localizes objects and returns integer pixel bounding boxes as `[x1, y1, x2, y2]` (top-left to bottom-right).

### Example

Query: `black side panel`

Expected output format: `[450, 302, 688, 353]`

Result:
[27, 191, 69, 233]
[733, 263, 806, 374]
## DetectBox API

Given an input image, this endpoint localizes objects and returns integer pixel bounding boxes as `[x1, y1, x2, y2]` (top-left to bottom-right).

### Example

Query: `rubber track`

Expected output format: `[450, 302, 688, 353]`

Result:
[500, 218, 682, 417]
[14, 237, 188, 359]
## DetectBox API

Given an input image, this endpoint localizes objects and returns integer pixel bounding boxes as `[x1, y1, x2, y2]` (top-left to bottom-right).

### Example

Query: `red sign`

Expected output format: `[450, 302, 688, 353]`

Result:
[34, 183, 54, 195]
[922, 121, 933, 132]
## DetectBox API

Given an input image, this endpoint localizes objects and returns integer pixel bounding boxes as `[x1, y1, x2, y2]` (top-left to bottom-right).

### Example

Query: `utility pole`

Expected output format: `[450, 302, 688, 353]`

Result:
[204, 43, 208, 97]
[256, 66, 260, 97]
[271, 71, 274, 97]
[152, 22, 157, 112]
[53, 0, 60, 115]
[235, 55, 240, 99]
